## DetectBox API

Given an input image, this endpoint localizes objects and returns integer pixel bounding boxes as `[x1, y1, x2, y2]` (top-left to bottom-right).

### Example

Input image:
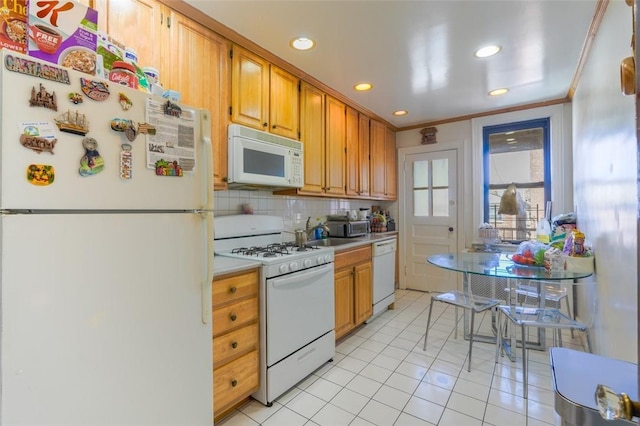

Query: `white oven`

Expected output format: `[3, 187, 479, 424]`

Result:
[214, 215, 335, 406]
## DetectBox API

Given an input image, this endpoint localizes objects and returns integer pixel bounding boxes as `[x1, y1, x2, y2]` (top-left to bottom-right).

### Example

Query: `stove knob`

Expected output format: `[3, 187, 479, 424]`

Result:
[279, 264, 289, 274]
[317, 256, 325, 264]
[289, 261, 299, 271]
[303, 259, 312, 268]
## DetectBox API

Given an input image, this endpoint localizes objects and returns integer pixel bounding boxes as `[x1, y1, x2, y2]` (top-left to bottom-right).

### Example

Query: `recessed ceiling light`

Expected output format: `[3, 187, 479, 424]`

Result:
[393, 110, 408, 116]
[354, 82, 373, 91]
[489, 88, 509, 96]
[475, 45, 502, 58]
[290, 37, 315, 51]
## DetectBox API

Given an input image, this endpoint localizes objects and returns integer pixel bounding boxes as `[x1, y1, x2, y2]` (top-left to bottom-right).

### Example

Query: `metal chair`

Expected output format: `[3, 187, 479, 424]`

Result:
[423, 290, 500, 372]
[495, 305, 590, 399]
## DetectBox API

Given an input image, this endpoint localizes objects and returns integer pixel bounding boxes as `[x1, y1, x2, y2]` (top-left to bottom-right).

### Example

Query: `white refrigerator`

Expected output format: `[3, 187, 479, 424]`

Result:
[0, 51, 214, 425]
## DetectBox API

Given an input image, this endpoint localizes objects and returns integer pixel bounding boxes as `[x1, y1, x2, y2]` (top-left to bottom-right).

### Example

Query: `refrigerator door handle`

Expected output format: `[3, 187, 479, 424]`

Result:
[200, 109, 214, 212]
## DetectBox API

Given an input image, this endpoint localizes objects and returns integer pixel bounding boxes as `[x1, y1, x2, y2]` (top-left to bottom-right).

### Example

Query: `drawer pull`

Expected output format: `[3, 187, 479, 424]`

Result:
[230, 313, 237, 321]
[231, 379, 238, 387]
[229, 286, 237, 294]
[231, 341, 238, 349]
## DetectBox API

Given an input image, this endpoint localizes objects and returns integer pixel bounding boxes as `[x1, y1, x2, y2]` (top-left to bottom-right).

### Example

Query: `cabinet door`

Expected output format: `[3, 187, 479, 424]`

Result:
[358, 114, 371, 198]
[369, 119, 386, 199]
[334, 268, 355, 340]
[325, 96, 346, 196]
[299, 82, 325, 195]
[231, 45, 269, 131]
[354, 261, 373, 325]
[345, 107, 359, 197]
[169, 14, 230, 190]
[385, 126, 397, 200]
[270, 66, 299, 139]
[95, 0, 165, 78]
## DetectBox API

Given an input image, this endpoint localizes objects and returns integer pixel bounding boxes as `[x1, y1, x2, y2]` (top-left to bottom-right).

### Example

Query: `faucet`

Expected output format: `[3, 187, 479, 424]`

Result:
[306, 217, 329, 240]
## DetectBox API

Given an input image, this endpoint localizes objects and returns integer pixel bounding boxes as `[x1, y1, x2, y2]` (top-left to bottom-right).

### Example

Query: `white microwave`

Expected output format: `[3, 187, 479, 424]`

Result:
[227, 124, 304, 189]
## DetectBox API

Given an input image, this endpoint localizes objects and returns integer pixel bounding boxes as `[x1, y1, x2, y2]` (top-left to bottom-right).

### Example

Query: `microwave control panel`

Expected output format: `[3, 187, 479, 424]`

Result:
[290, 151, 303, 186]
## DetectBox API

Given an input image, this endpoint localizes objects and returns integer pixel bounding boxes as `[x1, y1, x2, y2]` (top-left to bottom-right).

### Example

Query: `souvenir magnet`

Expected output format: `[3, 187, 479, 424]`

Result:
[80, 78, 110, 101]
[163, 100, 182, 117]
[29, 83, 57, 111]
[120, 144, 132, 180]
[27, 164, 55, 186]
[110, 118, 134, 132]
[20, 134, 57, 154]
[118, 92, 132, 111]
[79, 137, 105, 176]
[137, 123, 156, 135]
[68, 92, 83, 104]
[55, 110, 89, 136]
[155, 159, 183, 177]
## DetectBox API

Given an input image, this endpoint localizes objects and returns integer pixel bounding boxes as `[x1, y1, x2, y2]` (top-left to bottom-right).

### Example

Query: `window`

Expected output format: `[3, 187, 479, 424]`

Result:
[482, 118, 550, 242]
[413, 157, 450, 217]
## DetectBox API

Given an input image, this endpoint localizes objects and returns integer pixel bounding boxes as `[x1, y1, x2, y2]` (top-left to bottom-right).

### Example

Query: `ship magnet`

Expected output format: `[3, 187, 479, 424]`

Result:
[27, 164, 55, 186]
[68, 92, 83, 104]
[29, 83, 57, 111]
[79, 137, 105, 176]
[118, 92, 132, 111]
[155, 159, 183, 177]
[55, 110, 89, 136]
[80, 78, 110, 101]
[120, 144, 132, 180]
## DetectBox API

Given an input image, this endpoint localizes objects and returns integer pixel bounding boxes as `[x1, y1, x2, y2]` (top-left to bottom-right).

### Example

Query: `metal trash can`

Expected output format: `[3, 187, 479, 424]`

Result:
[550, 348, 637, 425]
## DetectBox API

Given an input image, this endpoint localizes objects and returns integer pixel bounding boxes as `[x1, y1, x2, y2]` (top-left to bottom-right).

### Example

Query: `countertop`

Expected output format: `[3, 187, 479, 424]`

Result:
[213, 231, 398, 277]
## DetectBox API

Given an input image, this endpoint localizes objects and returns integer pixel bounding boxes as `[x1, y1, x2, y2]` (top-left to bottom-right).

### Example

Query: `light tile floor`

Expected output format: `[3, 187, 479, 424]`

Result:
[218, 289, 587, 426]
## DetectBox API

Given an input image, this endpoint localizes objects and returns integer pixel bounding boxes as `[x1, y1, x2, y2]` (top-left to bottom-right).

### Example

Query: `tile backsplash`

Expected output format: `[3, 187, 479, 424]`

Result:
[214, 190, 397, 231]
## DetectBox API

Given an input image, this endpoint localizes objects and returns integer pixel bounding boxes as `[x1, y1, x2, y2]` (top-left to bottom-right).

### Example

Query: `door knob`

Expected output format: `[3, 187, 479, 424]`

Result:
[595, 384, 640, 420]
[449, 227, 454, 232]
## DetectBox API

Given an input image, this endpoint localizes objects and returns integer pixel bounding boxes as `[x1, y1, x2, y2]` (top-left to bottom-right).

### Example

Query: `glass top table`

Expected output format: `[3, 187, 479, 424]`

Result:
[427, 252, 593, 359]
[427, 252, 593, 281]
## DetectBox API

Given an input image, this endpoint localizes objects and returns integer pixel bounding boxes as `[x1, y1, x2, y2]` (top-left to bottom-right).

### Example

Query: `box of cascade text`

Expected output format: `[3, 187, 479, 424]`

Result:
[28, 0, 98, 75]
[0, 0, 28, 53]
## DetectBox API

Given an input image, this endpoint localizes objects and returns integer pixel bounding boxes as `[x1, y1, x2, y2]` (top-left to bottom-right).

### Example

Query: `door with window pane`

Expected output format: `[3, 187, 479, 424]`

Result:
[404, 150, 457, 292]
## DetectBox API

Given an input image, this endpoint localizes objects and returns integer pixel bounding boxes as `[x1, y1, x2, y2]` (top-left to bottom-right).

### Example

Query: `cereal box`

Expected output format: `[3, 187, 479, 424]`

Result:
[0, 0, 28, 53]
[28, 0, 98, 75]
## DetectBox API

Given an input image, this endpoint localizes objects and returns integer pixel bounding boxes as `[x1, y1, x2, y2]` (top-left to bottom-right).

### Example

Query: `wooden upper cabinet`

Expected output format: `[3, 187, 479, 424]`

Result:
[298, 82, 325, 195]
[169, 15, 230, 190]
[94, 0, 165, 78]
[230, 45, 299, 139]
[358, 114, 371, 198]
[385, 126, 397, 200]
[269, 65, 299, 140]
[325, 96, 346, 196]
[231, 45, 269, 130]
[369, 119, 386, 198]
[346, 107, 371, 198]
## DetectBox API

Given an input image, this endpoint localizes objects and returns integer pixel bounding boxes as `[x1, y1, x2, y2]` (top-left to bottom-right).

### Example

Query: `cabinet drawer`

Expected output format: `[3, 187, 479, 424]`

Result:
[213, 297, 258, 336]
[335, 245, 372, 270]
[214, 350, 259, 413]
[213, 323, 259, 367]
[212, 269, 259, 307]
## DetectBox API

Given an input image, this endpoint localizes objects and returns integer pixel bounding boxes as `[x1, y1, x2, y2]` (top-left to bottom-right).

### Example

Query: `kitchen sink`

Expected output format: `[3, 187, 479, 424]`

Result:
[306, 238, 356, 247]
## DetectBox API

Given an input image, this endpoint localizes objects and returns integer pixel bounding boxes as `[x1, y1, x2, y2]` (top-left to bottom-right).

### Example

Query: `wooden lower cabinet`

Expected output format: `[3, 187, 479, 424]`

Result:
[212, 269, 260, 422]
[334, 245, 373, 340]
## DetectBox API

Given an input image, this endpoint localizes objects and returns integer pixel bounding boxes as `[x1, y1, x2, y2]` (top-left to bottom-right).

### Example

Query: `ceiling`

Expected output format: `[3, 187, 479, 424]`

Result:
[183, 0, 598, 130]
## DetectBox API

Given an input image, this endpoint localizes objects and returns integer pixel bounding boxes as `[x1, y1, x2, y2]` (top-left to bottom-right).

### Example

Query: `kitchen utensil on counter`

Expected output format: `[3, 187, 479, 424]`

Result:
[348, 210, 358, 220]
[358, 208, 369, 220]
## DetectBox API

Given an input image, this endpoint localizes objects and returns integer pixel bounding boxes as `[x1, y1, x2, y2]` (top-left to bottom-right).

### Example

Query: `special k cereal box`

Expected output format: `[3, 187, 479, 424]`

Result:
[0, 0, 28, 53]
[28, 0, 98, 75]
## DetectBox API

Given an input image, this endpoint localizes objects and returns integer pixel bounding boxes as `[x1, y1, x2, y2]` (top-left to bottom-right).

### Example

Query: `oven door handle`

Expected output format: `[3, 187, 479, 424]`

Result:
[270, 264, 333, 289]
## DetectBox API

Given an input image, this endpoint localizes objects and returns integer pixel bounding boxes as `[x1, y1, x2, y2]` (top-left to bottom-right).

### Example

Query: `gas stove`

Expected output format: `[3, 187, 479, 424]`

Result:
[214, 215, 334, 278]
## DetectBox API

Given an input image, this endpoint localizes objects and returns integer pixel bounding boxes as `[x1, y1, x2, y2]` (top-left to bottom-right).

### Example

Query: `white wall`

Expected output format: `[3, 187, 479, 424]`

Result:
[571, 0, 636, 361]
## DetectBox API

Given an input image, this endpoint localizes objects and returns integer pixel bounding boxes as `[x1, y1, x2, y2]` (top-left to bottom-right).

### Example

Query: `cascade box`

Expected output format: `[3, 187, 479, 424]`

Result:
[0, 0, 28, 53]
[28, 0, 98, 75]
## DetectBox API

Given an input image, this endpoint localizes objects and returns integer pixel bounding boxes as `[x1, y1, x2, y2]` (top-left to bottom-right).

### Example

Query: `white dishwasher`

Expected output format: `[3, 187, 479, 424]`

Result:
[368, 237, 397, 321]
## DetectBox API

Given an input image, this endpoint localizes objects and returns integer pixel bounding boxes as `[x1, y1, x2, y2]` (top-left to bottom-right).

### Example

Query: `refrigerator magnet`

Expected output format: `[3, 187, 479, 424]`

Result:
[137, 123, 156, 135]
[79, 137, 104, 176]
[29, 84, 57, 111]
[120, 144, 132, 180]
[20, 134, 57, 154]
[163, 101, 182, 117]
[55, 110, 89, 136]
[80, 78, 110, 101]
[68, 92, 83, 104]
[155, 159, 183, 177]
[26, 164, 55, 186]
[118, 92, 132, 111]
